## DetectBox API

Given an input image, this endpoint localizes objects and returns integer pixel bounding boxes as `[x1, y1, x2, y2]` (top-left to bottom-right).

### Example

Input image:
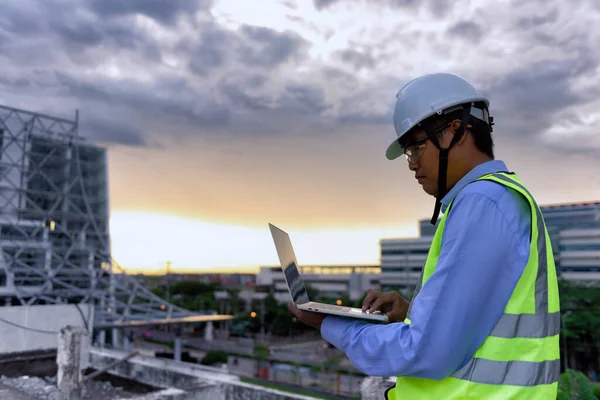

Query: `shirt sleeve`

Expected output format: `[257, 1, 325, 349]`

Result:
[320, 192, 529, 379]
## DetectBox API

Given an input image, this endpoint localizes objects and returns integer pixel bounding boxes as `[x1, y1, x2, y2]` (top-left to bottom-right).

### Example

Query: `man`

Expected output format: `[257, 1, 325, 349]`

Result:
[288, 73, 561, 399]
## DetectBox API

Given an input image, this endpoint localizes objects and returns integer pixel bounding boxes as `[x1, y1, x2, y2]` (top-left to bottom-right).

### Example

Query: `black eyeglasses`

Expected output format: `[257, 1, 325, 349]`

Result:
[403, 136, 429, 164]
[403, 122, 454, 163]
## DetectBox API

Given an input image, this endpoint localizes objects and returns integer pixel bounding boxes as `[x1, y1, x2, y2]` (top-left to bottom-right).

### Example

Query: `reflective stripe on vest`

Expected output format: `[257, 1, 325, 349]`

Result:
[385, 172, 560, 400]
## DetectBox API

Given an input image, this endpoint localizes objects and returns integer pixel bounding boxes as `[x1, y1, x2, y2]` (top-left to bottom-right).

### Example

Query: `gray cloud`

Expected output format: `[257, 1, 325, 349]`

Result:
[313, 0, 340, 10]
[334, 49, 376, 71]
[82, 116, 148, 147]
[185, 25, 235, 76]
[239, 25, 307, 67]
[218, 81, 273, 113]
[0, 1, 165, 67]
[387, 0, 419, 7]
[0, 3, 45, 37]
[313, 0, 419, 10]
[0, 0, 599, 159]
[482, 54, 599, 144]
[321, 67, 359, 89]
[49, 71, 232, 142]
[427, 0, 452, 18]
[52, 21, 104, 47]
[184, 23, 306, 77]
[88, 0, 212, 26]
[0, 0, 312, 146]
[278, 84, 330, 116]
[281, 1, 298, 9]
[515, 8, 559, 30]
[447, 21, 484, 42]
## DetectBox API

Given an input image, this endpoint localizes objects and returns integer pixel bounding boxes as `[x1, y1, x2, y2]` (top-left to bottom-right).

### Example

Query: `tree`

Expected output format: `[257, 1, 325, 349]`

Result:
[306, 284, 319, 300]
[200, 350, 228, 366]
[559, 279, 600, 374]
[226, 288, 244, 314]
[151, 281, 222, 312]
[556, 369, 597, 400]
[254, 344, 270, 379]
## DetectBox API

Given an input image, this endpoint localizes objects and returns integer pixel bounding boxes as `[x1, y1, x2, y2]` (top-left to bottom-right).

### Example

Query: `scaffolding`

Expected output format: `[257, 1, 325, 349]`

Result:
[0, 104, 195, 327]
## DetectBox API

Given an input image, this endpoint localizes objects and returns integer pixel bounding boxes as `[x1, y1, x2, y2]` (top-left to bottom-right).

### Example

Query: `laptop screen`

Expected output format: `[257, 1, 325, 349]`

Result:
[283, 260, 310, 305]
[269, 224, 310, 305]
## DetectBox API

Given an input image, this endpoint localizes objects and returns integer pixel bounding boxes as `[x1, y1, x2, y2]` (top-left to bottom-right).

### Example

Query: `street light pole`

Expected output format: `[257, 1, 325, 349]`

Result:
[165, 260, 172, 303]
[260, 299, 265, 338]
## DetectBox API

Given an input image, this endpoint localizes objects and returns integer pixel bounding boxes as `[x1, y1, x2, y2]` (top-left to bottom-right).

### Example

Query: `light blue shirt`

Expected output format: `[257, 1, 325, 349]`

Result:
[320, 160, 532, 379]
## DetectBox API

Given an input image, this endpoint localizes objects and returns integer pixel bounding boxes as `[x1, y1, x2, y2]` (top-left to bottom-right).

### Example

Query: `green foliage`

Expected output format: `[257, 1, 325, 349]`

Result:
[245, 292, 316, 336]
[322, 357, 341, 374]
[559, 280, 600, 373]
[200, 350, 228, 366]
[557, 369, 597, 400]
[151, 280, 222, 312]
[253, 344, 269, 361]
[170, 281, 220, 296]
[593, 383, 600, 399]
[306, 284, 319, 301]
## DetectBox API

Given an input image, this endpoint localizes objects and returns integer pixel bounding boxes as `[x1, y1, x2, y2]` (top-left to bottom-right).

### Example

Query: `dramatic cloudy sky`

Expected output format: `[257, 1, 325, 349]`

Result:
[1, 0, 599, 272]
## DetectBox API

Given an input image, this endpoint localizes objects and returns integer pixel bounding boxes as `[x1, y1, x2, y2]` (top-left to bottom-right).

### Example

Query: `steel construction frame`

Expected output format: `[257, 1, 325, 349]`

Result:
[0, 104, 195, 327]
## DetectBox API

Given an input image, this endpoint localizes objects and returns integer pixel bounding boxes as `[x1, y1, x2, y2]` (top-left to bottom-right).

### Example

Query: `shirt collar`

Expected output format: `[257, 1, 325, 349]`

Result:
[441, 160, 509, 213]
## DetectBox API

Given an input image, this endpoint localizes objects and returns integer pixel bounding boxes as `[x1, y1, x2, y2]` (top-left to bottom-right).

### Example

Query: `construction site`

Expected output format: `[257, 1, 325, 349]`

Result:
[0, 104, 387, 400]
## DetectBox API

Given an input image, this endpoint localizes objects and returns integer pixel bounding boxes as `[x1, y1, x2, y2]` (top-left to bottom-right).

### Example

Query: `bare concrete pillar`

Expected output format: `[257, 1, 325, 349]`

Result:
[360, 377, 394, 400]
[123, 330, 134, 351]
[174, 326, 182, 362]
[97, 330, 106, 348]
[112, 328, 120, 348]
[204, 321, 214, 342]
[57, 326, 89, 400]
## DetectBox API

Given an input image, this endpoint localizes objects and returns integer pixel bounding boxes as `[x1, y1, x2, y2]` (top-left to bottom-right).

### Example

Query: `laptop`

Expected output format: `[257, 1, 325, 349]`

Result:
[268, 223, 388, 323]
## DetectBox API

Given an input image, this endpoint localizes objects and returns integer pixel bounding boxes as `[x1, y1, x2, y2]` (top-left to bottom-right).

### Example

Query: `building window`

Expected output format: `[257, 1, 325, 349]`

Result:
[559, 244, 600, 251]
[383, 267, 422, 273]
[560, 266, 600, 272]
[382, 249, 429, 256]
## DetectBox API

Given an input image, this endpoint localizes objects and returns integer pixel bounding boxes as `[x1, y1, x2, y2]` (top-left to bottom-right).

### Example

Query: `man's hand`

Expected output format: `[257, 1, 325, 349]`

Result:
[362, 289, 410, 323]
[287, 303, 327, 330]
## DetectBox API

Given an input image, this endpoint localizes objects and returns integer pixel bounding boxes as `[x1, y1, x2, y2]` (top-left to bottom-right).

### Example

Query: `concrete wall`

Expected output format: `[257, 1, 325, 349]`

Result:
[0, 304, 93, 355]
[361, 377, 396, 400]
[90, 347, 322, 400]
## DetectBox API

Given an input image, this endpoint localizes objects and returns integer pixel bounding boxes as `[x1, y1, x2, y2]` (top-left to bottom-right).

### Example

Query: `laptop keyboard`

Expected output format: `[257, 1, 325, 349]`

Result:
[312, 303, 352, 313]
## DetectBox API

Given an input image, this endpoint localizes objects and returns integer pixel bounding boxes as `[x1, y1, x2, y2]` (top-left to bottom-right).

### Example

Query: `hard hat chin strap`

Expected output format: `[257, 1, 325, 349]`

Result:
[423, 103, 472, 225]
[430, 149, 449, 225]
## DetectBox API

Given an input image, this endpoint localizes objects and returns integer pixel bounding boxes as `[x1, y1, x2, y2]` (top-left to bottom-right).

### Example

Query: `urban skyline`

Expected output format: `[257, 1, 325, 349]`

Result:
[2, 0, 600, 273]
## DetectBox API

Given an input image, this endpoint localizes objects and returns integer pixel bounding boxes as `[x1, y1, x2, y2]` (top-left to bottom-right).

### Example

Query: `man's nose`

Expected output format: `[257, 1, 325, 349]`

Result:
[408, 159, 418, 171]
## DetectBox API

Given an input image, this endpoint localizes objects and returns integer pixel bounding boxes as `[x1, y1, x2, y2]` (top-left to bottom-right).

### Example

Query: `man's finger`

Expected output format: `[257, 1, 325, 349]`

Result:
[362, 292, 378, 311]
[368, 296, 386, 313]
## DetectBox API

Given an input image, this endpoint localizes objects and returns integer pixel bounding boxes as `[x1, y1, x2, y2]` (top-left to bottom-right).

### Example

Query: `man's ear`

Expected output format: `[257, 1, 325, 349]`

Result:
[451, 119, 470, 146]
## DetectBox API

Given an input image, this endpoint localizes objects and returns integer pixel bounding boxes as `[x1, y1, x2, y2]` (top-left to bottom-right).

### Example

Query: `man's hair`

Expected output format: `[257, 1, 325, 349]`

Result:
[433, 104, 495, 159]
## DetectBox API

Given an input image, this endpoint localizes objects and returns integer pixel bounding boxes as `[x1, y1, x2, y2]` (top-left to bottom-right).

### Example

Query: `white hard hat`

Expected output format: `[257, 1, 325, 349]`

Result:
[386, 73, 490, 160]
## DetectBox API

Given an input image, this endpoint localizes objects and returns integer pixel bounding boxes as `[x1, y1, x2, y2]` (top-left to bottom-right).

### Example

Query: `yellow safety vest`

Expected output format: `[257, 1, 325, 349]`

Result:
[385, 172, 560, 399]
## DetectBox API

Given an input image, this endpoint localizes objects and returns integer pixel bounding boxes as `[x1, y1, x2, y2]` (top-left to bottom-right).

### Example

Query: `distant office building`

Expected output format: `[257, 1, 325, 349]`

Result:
[379, 237, 431, 295]
[257, 264, 380, 304]
[380, 201, 600, 293]
[418, 218, 439, 237]
[557, 228, 600, 282]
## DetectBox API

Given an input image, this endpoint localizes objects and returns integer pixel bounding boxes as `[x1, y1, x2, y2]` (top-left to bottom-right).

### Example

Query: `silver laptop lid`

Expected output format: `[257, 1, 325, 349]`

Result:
[268, 223, 310, 306]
